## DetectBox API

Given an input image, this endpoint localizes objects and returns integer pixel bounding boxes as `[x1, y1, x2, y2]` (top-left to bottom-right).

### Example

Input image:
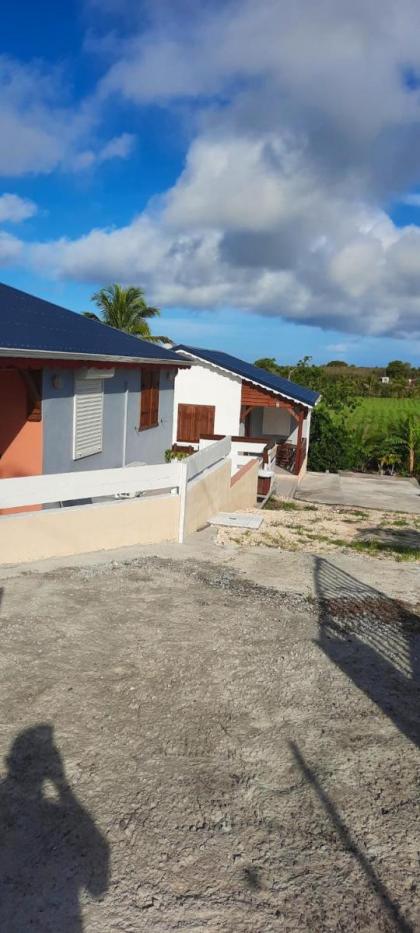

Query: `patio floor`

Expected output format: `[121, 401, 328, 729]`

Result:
[295, 470, 420, 513]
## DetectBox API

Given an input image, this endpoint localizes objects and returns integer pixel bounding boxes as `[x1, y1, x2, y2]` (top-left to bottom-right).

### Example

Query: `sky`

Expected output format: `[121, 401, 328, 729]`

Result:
[1, 0, 420, 365]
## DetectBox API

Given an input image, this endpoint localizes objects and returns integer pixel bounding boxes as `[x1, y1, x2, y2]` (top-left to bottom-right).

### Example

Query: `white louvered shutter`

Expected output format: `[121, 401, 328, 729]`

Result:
[73, 378, 104, 459]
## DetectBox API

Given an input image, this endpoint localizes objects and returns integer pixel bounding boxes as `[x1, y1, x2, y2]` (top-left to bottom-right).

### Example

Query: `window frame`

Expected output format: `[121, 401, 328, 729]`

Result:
[73, 376, 105, 460]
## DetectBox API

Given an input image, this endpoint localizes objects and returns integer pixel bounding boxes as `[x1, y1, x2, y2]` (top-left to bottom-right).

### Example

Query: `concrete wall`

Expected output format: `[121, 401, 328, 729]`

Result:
[0, 494, 180, 565]
[42, 366, 175, 473]
[173, 360, 242, 441]
[184, 459, 231, 536]
[229, 459, 259, 511]
[247, 406, 292, 438]
[0, 444, 260, 565]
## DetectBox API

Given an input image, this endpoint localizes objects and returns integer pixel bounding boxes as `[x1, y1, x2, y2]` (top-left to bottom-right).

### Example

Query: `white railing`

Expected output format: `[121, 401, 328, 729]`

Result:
[0, 462, 182, 510]
[198, 437, 275, 476]
[232, 440, 266, 471]
[0, 437, 233, 546]
[189, 435, 231, 479]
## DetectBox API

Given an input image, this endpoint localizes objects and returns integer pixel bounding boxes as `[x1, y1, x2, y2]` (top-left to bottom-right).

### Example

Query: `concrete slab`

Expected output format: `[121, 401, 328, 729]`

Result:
[209, 512, 263, 529]
[295, 471, 420, 514]
[271, 470, 298, 499]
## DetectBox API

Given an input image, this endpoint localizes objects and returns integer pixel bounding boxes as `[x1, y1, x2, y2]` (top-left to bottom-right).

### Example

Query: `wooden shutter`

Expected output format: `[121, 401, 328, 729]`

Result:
[140, 368, 160, 429]
[177, 404, 215, 442]
[73, 377, 104, 459]
[150, 369, 160, 425]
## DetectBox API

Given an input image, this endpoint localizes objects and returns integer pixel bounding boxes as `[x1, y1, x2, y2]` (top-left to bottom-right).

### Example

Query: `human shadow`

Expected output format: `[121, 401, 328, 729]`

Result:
[0, 724, 109, 932]
[314, 556, 420, 748]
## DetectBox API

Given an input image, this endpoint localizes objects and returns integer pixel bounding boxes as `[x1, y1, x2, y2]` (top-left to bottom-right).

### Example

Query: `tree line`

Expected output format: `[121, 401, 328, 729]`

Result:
[255, 356, 420, 477]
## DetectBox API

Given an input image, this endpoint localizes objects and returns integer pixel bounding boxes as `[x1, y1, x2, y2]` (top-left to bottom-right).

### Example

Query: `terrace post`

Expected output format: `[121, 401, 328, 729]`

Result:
[295, 412, 304, 475]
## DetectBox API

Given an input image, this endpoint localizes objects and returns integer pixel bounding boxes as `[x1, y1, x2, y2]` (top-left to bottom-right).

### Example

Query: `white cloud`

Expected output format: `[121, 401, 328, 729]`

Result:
[0, 56, 135, 177]
[71, 133, 135, 171]
[399, 192, 420, 207]
[27, 124, 420, 338]
[11, 0, 420, 339]
[98, 132, 135, 161]
[0, 230, 22, 264]
[325, 343, 352, 355]
[0, 193, 37, 222]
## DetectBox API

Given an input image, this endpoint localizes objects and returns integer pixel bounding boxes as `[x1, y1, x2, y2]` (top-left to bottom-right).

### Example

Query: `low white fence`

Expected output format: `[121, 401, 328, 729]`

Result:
[199, 436, 274, 476]
[0, 462, 181, 510]
[0, 436, 232, 548]
[188, 435, 231, 479]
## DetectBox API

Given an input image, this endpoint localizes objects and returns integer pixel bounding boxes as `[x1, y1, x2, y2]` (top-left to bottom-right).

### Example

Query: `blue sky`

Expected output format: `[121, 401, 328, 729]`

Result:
[1, 0, 420, 365]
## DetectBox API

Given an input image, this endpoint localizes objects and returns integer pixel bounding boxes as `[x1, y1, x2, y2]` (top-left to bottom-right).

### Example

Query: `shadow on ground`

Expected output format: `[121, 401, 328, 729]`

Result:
[314, 556, 420, 747]
[292, 557, 420, 930]
[290, 740, 412, 932]
[356, 526, 420, 550]
[0, 724, 109, 932]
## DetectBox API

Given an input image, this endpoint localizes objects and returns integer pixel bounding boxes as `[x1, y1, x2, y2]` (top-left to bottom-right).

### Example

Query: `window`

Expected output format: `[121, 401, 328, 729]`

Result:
[140, 368, 160, 430]
[177, 404, 215, 442]
[73, 377, 104, 459]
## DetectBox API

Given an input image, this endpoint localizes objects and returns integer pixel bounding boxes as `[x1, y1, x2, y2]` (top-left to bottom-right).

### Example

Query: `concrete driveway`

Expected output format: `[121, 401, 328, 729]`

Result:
[296, 470, 420, 513]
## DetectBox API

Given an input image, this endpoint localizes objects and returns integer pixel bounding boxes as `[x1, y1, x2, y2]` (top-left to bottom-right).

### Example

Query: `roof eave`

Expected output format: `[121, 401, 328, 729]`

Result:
[0, 347, 190, 367]
[175, 348, 317, 408]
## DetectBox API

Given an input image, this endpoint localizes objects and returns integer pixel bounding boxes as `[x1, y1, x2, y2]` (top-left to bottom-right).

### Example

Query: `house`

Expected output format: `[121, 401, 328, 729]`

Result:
[173, 345, 320, 476]
[0, 283, 189, 481]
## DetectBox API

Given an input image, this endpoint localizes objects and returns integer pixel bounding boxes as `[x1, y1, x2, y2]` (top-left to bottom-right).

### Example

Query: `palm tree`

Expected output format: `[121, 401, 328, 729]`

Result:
[83, 284, 169, 343]
[387, 415, 420, 475]
[367, 415, 420, 475]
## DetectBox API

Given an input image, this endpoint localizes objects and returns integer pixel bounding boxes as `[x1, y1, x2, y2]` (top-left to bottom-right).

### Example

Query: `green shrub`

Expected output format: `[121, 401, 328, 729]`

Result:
[164, 448, 191, 463]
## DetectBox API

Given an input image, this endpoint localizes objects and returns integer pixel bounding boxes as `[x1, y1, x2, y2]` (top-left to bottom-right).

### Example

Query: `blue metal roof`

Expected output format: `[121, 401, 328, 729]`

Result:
[176, 344, 320, 407]
[0, 283, 185, 365]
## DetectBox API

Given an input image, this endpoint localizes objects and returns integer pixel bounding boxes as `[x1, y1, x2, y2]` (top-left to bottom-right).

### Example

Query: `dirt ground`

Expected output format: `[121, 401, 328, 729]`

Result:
[217, 500, 420, 562]
[0, 552, 419, 931]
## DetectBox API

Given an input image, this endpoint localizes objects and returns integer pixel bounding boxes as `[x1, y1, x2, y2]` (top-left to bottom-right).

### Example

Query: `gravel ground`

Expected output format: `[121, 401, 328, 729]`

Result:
[216, 501, 420, 561]
[0, 555, 419, 931]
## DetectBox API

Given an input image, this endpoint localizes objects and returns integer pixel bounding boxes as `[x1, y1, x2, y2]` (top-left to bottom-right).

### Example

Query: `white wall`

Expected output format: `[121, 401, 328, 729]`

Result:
[173, 360, 242, 441]
[288, 409, 311, 444]
[262, 407, 291, 436]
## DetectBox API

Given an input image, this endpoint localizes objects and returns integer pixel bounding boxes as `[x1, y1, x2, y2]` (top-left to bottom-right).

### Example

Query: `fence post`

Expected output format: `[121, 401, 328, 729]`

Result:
[178, 460, 188, 544]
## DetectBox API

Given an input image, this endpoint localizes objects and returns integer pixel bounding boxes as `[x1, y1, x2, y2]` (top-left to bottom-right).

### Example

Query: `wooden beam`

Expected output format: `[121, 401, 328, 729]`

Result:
[295, 412, 304, 475]
[241, 380, 307, 416]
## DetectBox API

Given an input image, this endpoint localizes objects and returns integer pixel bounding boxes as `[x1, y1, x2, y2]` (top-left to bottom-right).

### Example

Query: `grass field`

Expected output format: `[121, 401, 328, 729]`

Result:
[348, 397, 420, 440]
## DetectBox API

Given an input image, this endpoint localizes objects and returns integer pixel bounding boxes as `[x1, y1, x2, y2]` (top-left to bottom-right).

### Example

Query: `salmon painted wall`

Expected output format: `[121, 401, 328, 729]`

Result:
[0, 370, 42, 480]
